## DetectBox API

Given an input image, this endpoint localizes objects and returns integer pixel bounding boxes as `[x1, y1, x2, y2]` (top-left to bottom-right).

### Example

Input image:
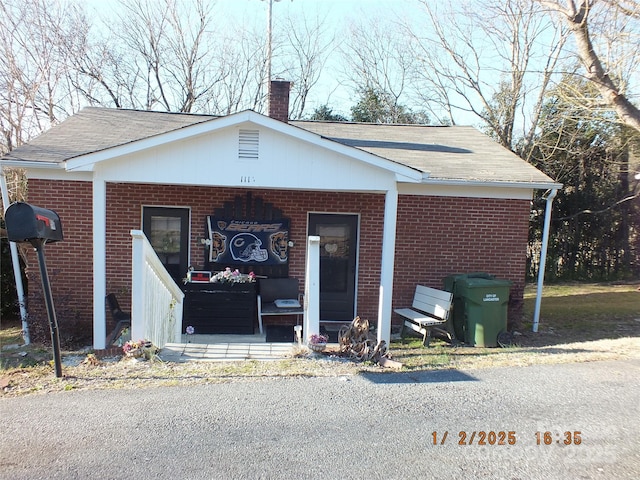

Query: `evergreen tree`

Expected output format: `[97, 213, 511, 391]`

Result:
[350, 88, 428, 124]
[308, 105, 347, 122]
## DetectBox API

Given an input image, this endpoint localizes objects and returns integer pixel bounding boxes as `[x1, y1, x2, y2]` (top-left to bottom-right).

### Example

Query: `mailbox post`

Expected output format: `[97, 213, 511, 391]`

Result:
[5, 202, 64, 378]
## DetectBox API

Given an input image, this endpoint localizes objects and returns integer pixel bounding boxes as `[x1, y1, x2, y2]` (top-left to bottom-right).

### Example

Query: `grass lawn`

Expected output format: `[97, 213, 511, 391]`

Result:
[1, 281, 638, 396]
[392, 281, 639, 367]
[520, 282, 639, 345]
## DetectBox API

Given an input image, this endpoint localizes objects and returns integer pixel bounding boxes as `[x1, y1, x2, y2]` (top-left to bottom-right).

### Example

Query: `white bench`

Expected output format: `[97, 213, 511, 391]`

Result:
[395, 285, 453, 347]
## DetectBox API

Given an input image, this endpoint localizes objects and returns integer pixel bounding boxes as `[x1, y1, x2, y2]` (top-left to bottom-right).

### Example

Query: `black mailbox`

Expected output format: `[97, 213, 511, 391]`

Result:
[5, 202, 63, 243]
[4, 201, 64, 377]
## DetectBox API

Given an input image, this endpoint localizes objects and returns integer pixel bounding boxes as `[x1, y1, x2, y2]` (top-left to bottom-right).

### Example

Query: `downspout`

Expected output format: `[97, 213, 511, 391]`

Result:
[0, 166, 30, 344]
[533, 188, 558, 333]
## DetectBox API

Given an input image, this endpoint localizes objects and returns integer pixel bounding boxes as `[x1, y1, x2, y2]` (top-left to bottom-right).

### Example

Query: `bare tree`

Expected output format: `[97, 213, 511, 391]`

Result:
[0, 0, 88, 153]
[82, 0, 286, 116]
[75, 0, 270, 115]
[1, 0, 338, 134]
[538, 0, 640, 132]
[98, 0, 223, 112]
[340, 16, 417, 123]
[203, 21, 269, 115]
[278, 10, 336, 120]
[405, 0, 568, 149]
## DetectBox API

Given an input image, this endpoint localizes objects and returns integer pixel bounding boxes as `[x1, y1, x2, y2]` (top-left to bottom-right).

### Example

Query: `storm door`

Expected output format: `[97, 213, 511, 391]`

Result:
[142, 207, 190, 283]
[308, 214, 358, 321]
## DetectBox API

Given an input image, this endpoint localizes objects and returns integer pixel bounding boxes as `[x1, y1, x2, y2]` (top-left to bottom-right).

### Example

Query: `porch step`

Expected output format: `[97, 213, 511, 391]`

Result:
[159, 342, 296, 362]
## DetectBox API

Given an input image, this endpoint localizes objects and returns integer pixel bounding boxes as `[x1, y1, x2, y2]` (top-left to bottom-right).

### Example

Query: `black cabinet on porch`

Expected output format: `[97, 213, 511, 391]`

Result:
[182, 282, 257, 335]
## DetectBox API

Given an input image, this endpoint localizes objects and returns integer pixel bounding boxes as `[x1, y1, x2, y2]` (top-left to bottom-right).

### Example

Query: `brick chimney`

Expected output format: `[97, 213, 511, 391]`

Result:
[268, 79, 291, 123]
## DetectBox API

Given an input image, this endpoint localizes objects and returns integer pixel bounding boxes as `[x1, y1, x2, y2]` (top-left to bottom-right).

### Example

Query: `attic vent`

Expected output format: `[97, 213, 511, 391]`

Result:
[238, 129, 259, 160]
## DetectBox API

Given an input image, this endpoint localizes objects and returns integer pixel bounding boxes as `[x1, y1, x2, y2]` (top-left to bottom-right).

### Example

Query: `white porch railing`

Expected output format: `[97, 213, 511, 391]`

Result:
[130, 230, 185, 348]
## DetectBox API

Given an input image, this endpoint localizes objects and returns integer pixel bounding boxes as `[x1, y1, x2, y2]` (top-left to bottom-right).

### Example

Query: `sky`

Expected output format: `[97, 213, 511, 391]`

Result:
[217, 0, 416, 116]
[79, 0, 640, 131]
[84, 0, 434, 122]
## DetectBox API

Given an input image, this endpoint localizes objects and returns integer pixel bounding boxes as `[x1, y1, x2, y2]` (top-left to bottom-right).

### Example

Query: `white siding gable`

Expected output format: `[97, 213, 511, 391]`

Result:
[95, 123, 399, 192]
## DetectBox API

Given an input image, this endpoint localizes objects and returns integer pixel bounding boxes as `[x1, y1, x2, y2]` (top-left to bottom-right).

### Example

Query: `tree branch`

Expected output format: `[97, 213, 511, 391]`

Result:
[540, 0, 640, 132]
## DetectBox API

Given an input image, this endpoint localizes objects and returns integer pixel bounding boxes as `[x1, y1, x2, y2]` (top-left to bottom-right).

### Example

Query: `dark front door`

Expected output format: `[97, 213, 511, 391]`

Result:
[308, 213, 358, 321]
[142, 207, 189, 283]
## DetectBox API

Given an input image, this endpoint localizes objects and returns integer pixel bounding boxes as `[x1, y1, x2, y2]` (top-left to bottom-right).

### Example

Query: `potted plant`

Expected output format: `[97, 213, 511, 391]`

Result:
[308, 333, 329, 352]
[122, 339, 158, 360]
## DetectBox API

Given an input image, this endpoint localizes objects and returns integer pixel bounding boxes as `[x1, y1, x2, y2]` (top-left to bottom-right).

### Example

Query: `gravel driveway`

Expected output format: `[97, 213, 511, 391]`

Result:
[1, 359, 639, 479]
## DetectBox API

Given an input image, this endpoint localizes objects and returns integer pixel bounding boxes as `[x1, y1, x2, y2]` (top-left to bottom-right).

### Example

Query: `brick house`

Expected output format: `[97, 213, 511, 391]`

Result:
[0, 81, 561, 349]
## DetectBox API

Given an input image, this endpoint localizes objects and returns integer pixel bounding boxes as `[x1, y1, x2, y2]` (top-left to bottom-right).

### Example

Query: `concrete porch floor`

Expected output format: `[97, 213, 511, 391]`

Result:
[158, 333, 299, 362]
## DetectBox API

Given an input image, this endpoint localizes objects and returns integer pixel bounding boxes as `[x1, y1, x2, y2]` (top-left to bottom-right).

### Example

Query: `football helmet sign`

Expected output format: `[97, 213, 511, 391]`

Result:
[230, 233, 269, 262]
[207, 216, 289, 265]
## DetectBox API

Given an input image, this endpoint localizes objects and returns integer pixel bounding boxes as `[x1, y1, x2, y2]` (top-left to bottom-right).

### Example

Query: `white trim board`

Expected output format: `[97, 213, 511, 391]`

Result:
[399, 183, 534, 200]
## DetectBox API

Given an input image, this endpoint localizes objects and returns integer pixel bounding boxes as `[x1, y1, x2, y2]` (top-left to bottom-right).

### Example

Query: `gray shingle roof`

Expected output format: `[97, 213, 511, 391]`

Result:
[2, 107, 217, 163]
[2, 107, 559, 186]
[291, 121, 557, 185]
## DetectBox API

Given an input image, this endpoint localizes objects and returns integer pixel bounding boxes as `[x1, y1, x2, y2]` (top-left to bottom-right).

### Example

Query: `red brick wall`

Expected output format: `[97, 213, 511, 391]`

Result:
[393, 195, 531, 326]
[104, 185, 386, 323]
[23, 179, 94, 344]
[23, 180, 530, 343]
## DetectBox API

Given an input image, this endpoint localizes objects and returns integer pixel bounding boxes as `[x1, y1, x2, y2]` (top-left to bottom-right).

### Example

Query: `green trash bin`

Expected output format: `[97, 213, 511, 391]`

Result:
[455, 277, 512, 347]
[443, 273, 497, 343]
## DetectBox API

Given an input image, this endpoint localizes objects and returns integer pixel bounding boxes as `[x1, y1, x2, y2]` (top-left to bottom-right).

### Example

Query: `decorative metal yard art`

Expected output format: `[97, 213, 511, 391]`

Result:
[5, 202, 64, 377]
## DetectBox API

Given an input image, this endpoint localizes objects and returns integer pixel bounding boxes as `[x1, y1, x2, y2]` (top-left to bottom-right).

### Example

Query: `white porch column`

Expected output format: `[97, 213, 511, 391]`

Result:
[93, 177, 107, 349]
[377, 186, 398, 345]
[304, 235, 321, 344]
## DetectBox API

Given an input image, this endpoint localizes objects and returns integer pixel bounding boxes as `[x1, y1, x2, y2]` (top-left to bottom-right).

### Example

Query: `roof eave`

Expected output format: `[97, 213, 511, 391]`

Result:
[417, 178, 563, 190]
[0, 160, 61, 170]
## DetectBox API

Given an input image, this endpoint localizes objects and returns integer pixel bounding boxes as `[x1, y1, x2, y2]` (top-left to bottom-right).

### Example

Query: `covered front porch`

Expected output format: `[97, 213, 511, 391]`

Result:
[89, 110, 419, 351]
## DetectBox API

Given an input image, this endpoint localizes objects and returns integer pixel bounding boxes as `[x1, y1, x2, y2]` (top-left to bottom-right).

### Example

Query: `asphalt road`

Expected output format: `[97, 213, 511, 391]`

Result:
[1, 359, 639, 480]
